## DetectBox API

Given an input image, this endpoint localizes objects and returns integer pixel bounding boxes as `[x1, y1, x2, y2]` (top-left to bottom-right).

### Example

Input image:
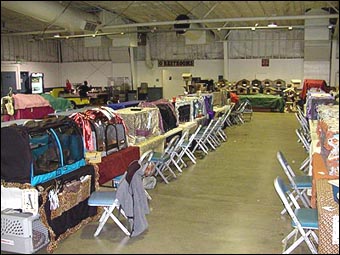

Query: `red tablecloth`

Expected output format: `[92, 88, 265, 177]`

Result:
[300, 79, 328, 100]
[97, 146, 140, 185]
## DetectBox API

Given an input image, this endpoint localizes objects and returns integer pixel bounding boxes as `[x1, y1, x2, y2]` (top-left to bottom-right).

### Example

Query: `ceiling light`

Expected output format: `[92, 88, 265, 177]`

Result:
[267, 22, 277, 28]
[120, 32, 125, 35]
[53, 34, 60, 38]
[217, 28, 221, 31]
[251, 27, 256, 31]
[288, 26, 293, 30]
[255, 23, 259, 27]
[328, 24, 333, 29]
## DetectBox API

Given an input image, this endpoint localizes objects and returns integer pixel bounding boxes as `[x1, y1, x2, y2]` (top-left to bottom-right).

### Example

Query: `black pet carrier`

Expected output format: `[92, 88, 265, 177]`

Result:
[153, 101, 178, 132]
[1, 117, 86, 186]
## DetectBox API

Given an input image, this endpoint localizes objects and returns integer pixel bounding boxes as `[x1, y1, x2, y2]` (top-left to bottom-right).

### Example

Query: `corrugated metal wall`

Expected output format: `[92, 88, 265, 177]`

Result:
[1, 36, 59, 62]
[2, 30, 336, 63]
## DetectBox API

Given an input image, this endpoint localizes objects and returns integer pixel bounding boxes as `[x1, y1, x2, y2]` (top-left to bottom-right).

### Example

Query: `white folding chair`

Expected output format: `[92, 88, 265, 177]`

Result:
[229, 101, 247, 125]
[191, 120, 215, 155]
[214, 107, 233, 142]
[170, 130, 191, 169]
[138, 149, 155, 200]
[276, 151, 312, 213]
[150, 135, 181, 184]
[87, 160, 143, 237]
[176, 125, 202, 166]
[274, 176, 318, 254]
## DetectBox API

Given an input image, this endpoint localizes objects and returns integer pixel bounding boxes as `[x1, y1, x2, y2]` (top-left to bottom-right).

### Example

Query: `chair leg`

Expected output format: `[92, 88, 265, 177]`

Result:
[145, 189, 152, 200]
[94, 205, 130, 237]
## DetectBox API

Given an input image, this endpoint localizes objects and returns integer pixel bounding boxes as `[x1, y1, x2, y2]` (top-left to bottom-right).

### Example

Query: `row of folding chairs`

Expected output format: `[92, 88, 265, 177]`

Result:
[151, 105, 236, 184]
[228, 100, 253, 125]
[86, 104, 243, 237]
[274, 107, 317, 253]
[295, 107, 311, 174]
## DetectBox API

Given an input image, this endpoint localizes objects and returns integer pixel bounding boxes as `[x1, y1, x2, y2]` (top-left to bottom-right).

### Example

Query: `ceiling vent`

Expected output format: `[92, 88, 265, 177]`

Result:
[83, 22, 98, 32]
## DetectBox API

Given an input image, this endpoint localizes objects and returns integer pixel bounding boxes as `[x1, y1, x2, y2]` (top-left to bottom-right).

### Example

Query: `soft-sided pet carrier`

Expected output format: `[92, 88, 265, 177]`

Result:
[71, 106, 128, 156]
[139, 99, 179, 133]
[1, 117, 86, 186]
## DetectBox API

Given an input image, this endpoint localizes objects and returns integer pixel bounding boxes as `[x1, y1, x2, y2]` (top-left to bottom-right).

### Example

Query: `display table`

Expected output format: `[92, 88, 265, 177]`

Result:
[38, 164, 99, 253]
[311, 153, 338, 208]
[316, 179, 339, 254]
[238, 94, 285, 112]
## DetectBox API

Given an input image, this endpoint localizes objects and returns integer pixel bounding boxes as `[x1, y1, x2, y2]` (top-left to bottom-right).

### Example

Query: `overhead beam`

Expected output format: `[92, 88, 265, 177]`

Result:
[101, 14, 339, 30]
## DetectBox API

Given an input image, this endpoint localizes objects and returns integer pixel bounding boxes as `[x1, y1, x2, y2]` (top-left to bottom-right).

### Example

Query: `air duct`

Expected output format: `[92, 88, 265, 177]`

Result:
[1, 1, 99, 33]
[174, 14, 215, 44]
[145, 35, 154, 69]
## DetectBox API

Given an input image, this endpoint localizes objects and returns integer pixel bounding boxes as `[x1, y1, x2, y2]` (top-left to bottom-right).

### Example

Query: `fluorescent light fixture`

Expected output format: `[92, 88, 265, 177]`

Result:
[267, 22, 277, 28]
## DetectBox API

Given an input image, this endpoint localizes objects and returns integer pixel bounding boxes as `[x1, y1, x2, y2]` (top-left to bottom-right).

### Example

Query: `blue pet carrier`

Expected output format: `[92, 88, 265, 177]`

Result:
[1, 117, 86, 186]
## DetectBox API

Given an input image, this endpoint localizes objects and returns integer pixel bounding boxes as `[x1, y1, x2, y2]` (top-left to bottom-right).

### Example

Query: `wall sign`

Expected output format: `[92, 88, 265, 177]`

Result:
[262, 59, 269, 67]
[158, 60, 194, 67]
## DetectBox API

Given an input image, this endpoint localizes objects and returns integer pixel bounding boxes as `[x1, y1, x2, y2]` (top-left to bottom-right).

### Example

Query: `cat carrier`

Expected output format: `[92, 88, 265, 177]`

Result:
[71, 106, 128, 156]
[175, 100, 193, 123]
[139, 99, 179, 133]
[1, 117, 86, 186]
[1, 210, 49, 254]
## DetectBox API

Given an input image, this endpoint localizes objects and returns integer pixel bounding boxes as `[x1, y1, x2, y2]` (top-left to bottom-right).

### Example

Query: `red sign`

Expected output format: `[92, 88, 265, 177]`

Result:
[262, 59, 269, 67]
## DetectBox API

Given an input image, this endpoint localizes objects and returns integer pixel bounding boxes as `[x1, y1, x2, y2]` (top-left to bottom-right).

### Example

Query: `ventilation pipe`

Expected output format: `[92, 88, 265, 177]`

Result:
[145, 35, 154, 69]
[174, 14, 215, 44]
[1, 1, 99, 32]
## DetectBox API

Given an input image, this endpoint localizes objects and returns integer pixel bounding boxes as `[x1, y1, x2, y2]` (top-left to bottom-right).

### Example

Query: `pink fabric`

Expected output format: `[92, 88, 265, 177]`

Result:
[13, 94, 51, 110]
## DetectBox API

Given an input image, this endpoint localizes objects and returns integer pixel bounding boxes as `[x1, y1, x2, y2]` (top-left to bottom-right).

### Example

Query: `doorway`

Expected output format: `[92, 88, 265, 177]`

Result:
[20, 71, 30, 94]
[1, 72, 17, 97]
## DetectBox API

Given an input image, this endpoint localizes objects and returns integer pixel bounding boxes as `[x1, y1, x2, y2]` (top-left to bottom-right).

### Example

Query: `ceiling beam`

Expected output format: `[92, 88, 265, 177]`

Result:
[101, 14, 339, 30]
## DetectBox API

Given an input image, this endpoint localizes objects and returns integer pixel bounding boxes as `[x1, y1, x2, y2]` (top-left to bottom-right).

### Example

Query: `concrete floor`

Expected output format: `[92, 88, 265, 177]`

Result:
[38, 112, 312, 254]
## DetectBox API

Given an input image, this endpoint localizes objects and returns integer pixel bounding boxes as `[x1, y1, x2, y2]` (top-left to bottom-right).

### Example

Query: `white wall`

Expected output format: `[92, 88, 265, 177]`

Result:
[20, 62, 60, 88]
[0, 58, 319, 94]
[135, 59, 224, 99]
[228, 59, 304, 86]
[60, 61, 119, 88]
[1, 61, 59, 90]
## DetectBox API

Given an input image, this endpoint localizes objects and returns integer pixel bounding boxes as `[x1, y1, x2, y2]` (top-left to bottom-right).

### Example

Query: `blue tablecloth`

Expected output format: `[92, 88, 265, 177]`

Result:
[107, 100, 141, 110]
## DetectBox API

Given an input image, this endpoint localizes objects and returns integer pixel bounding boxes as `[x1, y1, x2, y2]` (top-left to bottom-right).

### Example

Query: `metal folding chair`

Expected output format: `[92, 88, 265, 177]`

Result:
[191, 120, 215, 155]
[276, 151, 312, 214]
[274, 176, 318, 254]
[88, 160, 146, 237]
[150, 135, 181, 184]
[176, 125, 202, 166]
